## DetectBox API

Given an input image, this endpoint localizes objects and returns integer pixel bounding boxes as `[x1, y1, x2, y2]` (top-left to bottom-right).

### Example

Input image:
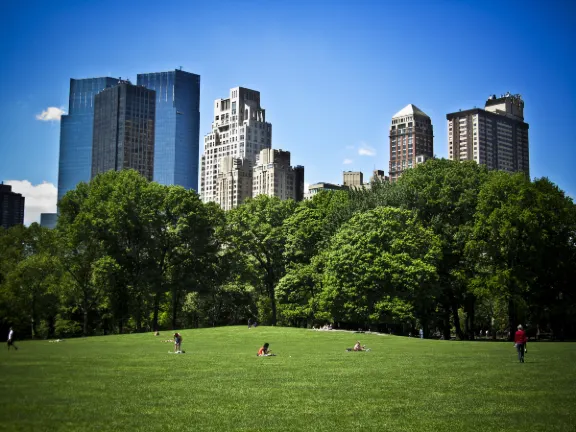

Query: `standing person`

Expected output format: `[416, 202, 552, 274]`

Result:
[173, 332, 183, 353]
[419, 328, 424, 339]
[248, 318, 252, 329]
[514, 325, 527, 363]
[7, 327, 18, 351]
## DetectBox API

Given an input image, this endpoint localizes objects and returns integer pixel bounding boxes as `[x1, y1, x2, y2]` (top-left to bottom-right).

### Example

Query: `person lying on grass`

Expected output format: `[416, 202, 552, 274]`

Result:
[257, 343, 276, 356]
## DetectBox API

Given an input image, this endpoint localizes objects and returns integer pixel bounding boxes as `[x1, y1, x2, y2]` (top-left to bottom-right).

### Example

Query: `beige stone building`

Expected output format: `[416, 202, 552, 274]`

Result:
[252, 149, 303, 201]
[200, 87, 272, 205]
[216, 156, 252, 211]
[446, 93, 529, 176]
[343, 171, 364, 189]
[389, 104, 434, 181]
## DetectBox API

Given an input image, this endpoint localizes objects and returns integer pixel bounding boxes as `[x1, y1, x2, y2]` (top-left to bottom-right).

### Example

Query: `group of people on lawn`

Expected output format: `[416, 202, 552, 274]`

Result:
[7, 324, 529, 363]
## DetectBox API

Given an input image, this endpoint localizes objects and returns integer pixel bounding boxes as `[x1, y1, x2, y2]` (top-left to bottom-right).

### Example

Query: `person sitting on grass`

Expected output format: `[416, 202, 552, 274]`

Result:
[174, 332, 183, 353]
[257, 343, 275, 356]
[353, 341, 371, 352]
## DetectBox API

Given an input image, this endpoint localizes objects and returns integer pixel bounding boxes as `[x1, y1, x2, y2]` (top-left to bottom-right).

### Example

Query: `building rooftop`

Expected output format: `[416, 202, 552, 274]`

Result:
[392, 104, 429, 119]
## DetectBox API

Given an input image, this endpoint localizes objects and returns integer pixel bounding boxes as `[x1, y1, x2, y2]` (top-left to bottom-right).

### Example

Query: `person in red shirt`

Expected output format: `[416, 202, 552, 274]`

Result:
[257, 343, 274, 356]
[514, 325, 527, 363]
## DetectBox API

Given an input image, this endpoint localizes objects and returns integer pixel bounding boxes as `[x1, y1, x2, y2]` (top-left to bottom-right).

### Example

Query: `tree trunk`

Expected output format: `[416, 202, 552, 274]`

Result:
[171, 291, 179, 330]
[508, 298, 516, 341]
[47, 314, 56, 338]
[152, 291, 161, 331]
[83, 310, 88, 337]
[464, 295, 476, 340]
[269, 285, 277, 326]
[31, 294, 37, 339]
[442, 306, 451, 340]
[451, 299, 464, 340]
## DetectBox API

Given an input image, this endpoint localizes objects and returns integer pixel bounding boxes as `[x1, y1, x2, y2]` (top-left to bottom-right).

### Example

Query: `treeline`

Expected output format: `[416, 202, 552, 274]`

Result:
[1, 160, 575, 340]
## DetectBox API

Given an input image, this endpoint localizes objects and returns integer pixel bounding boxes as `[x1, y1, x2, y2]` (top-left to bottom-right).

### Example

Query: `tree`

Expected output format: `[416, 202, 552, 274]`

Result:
[225, 195, 297, 325]
[467, 172, 538, 339]
[58, 182, 107, 336]
[276, 257, 326, 326]
[396, 159, 489, 339]
[146, 184, 221, 330]
[469, 173, 576, 339]
[2, 224, 60, 338]
[320, 207, 441, 333]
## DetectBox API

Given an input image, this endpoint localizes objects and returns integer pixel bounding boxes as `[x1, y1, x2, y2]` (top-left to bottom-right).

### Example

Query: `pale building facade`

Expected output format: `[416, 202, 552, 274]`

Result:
[306, 182, 345, 199]
[389, 104, 434, 181]
[343, 171, 364, 188]
[446, 93, 529, 176]
[216, 156, 252, 211]
[253, 149, 299, 200]
[200, 87, 272, 206]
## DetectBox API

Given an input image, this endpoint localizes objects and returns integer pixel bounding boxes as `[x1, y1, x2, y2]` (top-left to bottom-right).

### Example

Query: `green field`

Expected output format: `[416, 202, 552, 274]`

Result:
[1, 327, 575, 432]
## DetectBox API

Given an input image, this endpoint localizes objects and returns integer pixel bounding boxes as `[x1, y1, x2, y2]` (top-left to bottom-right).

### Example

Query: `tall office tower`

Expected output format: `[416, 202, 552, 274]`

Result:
[389, 104, 434, 182]
[91, 82, 156, 180]
[343, 171, 364, 188]
[57, 77, 118, 203]
[201, 87, 272, 206]
[293, 165, 305, 202]
[40, 213, 58, 229]
[217, 156, 253, 211]
[0, 183, 25, 229]
[446, 93, 529, 176]
[137, 69, 201, 190]
[252, 149, 299, 201]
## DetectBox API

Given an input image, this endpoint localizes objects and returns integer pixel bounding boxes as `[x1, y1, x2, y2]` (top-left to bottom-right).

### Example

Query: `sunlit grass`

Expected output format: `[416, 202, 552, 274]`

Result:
[1, 327, 575, 431]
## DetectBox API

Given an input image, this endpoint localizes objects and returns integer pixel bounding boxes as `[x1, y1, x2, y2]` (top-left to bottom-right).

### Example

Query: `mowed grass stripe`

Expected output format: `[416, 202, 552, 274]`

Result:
[1, 327, 575, 431]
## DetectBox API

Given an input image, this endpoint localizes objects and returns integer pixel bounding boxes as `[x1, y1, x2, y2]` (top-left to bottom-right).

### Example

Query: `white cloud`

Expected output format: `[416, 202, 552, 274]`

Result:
[36, 107, 66, 121]
[343, 159, 353, 165]
[5, 180, 57, 225]
[304, 182, 309, 194]
[358, 142, 376, 157]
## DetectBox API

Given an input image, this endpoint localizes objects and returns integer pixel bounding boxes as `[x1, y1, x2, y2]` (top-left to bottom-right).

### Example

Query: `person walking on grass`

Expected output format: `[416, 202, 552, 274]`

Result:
[7, 327, 18, 351]
[514, 325, 527, 363]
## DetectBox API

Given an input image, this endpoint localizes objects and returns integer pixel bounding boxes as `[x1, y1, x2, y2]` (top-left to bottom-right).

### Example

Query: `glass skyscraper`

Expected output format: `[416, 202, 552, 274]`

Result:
[137, 69, 200, 190]
[92, 82, 156, 181]
[58, 77, 118, 203]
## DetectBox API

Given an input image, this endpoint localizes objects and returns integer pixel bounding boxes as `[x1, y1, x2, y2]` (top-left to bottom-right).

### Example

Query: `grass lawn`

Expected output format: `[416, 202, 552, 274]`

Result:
[1, 327, 575, 432]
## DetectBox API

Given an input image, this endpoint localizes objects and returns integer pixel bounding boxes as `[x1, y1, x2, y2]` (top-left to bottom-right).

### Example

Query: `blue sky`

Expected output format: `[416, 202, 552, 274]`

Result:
[1, 0, 575, 222]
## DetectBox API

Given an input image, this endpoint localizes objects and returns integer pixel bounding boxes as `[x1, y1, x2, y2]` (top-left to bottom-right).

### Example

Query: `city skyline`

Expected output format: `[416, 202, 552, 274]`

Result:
[1, 0, 575, 223]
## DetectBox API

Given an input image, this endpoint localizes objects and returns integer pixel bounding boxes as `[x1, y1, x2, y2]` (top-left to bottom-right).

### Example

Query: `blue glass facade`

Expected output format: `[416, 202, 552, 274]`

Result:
[137, 70, 200, 190]
[57, 77, 118, 203]
[92, 83, 156, 180]
[40, 213, 58, 229]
